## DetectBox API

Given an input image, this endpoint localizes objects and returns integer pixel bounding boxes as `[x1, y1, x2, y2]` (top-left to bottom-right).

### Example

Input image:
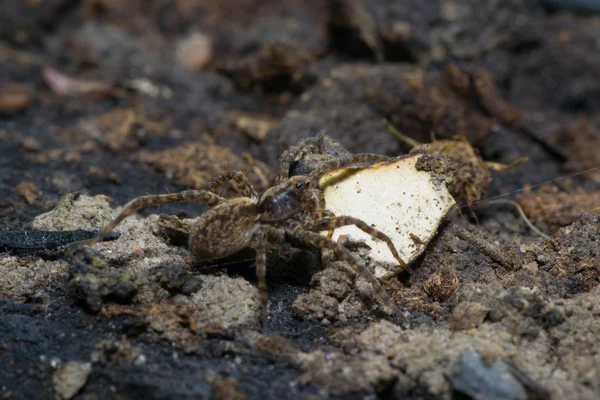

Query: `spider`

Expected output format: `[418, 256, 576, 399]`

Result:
[67, 154, 407, 327]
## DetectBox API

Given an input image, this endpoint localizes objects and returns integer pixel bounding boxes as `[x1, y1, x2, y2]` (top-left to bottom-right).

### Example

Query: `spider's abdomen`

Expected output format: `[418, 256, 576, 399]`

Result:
[189, 197, 258, 261]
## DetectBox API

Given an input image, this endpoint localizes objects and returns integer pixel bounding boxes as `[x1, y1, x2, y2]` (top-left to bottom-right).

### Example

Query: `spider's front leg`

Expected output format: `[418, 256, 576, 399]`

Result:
[211, 170, 258, 201]
[67, 190, 224, 249]
[287, 229, 405, 322]
[308, 153, 392, 179]
[311, 215, 407, 272]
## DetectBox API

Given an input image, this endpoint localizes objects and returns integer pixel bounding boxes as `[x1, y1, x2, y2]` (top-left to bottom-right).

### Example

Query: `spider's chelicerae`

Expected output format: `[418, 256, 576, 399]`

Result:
[68, 154, 407, 326]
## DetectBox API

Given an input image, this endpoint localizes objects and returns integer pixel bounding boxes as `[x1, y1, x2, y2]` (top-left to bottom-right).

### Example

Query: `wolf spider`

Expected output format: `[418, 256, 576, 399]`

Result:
[68, 154, 407, 327]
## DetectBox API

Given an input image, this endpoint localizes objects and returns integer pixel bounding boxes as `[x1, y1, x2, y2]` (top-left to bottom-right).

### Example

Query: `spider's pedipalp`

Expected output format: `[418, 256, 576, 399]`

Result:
[68, 190, 224, 249]
[287, 229, 405, 321]
[310, 210, 336, 239]
[312, 215, 407, 273]
[211, 170, 258, 201]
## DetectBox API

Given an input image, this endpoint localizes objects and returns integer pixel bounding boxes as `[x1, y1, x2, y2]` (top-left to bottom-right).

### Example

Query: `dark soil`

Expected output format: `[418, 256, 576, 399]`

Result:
[1, 1, 600, 399]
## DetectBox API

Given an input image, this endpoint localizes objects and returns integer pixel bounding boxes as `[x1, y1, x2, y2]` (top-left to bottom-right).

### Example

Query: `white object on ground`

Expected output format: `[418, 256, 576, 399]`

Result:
[320, 153, 455, 280]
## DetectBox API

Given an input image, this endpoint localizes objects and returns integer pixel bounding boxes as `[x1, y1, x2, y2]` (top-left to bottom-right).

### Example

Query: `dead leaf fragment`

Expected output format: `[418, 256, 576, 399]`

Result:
[423, 269, 460, 301]
[43, 68, 116, 97]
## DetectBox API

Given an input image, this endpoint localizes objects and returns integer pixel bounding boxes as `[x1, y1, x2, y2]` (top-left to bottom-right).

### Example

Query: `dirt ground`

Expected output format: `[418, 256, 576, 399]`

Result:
[1, 1, 600, 399]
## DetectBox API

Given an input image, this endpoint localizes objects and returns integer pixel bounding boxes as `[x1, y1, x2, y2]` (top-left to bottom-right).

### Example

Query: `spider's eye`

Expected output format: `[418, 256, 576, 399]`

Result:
[295, 179, 310, 189]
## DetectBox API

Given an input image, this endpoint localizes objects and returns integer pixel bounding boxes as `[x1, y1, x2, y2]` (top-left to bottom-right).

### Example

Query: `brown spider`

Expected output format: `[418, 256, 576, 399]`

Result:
[68, 154, 407, 327]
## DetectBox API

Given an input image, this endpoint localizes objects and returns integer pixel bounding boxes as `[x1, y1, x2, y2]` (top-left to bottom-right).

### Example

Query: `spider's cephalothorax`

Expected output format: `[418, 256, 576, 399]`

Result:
[68, 155, 407, 328]
[258, 176, 313, 222]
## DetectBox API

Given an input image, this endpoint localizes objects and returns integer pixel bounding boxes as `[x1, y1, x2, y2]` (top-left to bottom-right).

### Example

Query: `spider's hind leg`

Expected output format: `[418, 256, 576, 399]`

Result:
[287, 229, 405, 322]
[67, 190, 224, 249]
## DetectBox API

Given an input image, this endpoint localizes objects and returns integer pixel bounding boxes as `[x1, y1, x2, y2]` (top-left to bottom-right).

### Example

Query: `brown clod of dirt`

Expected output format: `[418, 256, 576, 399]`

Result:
[227, 111, 278, 143]
[211, 376, 246, 400]
[21, 137, 41, 152]
[139, 141, 272, 191]
[423, 269, 460, 302]
[411, 137, 490, 205]
[14, 181, 39, 205]
[516, 186, 600, 232]
[250, 332, 298, 358]
[524, 213, 600, 294]
[553, 117, 600, 181]
[0, 83, 33, 115]
[446, 64, 520, 125]
[369, 67, 496, 145]
[449, 301, 489, 331]
[218, 43, 314, 92]
[91, 337, 140, 366]
[392, 285, 445, 317]
[471, 69, 520, 125]
[176, 32, 213, 72]
[328, 0, 383, 61]
[296, 349, 395, 396]
[86, 166, 122, 185]
[78, 108, 163, 151]
[102, 303, 200, 345]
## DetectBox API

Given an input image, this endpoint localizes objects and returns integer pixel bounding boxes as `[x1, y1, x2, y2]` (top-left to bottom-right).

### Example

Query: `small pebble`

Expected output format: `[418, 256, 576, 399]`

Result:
[450, 351, 527, 400]
[53, 361, 92, 400]
[176, 32, 212, 71]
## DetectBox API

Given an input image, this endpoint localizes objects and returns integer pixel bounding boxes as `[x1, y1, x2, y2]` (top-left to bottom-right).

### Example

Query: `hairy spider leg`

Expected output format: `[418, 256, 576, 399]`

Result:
[312, 215, 407, 272]
[211, 170, 258, 201]
[278, 146, 390, 184]
[289, 229, 405, 321]
[67, 190, 224, 249]
[309, 154, 392, 180]
[275, 134, 325, 183]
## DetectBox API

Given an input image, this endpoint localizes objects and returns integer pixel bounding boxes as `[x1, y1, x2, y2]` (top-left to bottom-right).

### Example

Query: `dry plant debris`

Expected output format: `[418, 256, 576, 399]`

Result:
[517, 186, 600, 232]
[553, 117, 600, 181]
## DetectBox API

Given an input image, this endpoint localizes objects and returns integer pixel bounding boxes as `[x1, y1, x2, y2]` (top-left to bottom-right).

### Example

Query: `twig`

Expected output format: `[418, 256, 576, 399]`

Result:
[454, 225, 523, 270]
[0, 229, 120, 254]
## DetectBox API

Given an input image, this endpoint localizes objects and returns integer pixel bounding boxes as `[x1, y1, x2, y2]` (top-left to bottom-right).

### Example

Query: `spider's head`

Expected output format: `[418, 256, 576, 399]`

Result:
[258, 176, 313, 222]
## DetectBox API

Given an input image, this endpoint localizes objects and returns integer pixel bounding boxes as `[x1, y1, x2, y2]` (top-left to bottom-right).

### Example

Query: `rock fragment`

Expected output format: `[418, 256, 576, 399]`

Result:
[53, 361, 92, 400]
[449, 351, 527, 400]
